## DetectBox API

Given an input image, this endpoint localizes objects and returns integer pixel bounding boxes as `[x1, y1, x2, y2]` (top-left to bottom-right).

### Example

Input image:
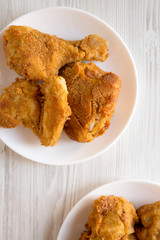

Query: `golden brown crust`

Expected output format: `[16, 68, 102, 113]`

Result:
[128, 234, 138, 240]
[0, 77, 71, 147]
[39, 76, 71, 146]
[135, 201, 160, 240]
[61, 62, 121, 142]
[4, 26, 109, 81]
[79, 231, 137, 240]
[0, 78, 40, 134]
[71, 34, 109, 62]
[79, 196, 139, 240]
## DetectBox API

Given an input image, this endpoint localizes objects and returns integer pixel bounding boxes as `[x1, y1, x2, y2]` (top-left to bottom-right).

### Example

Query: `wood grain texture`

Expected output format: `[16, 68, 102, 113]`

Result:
[0, 0, 160, 239]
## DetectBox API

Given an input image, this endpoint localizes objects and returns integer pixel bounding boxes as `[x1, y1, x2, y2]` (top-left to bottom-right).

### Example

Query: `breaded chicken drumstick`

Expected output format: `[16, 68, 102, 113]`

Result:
[4, 25, 109, 81]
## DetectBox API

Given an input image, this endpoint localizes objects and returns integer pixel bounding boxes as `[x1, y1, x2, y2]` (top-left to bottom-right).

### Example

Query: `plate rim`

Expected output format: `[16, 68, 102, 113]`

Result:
[0, 7, 138, 165]
[57, 179, 160, 239]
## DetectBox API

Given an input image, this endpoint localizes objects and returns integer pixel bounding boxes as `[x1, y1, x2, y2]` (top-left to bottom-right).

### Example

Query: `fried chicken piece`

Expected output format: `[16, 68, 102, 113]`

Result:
[135, 201, 160, 240]
[39, 76, 71, 146]
[4, 25, 109, 81]
[0, 77, 71, 146]
[61, 62, 121, 142]
[79, 196, 139, 240]
[0, 78, 40, 134]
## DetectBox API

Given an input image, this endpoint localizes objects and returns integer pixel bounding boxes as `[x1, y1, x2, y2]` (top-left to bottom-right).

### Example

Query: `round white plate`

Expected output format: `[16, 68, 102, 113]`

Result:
[57, 180, 160, 240]
[0, 7, 138, 165]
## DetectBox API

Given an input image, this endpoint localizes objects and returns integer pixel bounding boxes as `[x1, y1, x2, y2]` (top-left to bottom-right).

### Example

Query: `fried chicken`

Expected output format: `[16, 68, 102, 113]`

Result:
[135, 201, 160, 240]
[0, 76, 71, 146]
[39, 76, 71, 146]
[61, 62, 121, 142]
[4, 25, 109, 81]
[0, 78, 40, 135]
[79, 196, 139, 240]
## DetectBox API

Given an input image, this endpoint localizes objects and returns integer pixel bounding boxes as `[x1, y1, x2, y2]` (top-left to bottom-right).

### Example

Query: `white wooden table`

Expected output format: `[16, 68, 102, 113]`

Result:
[0, 0, 160, 239]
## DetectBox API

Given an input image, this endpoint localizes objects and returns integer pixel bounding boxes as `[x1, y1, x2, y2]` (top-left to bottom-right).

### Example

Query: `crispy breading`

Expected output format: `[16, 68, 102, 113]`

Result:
[80, 232, 137, 240]
[135, 201, 160, 240]
[61, 62, 121, 142]
[39, 76, 71, 146]
[0, 78, 40, 134]
[0, 77, 71, 146]
[128, 234, 138, 240]
[79, 196, 139, 240]
[4, 25, 109, 81]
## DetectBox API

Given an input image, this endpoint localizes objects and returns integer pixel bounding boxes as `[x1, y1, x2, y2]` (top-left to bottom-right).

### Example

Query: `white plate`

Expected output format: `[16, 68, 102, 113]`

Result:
[57, 180, 160, 240]
[0, 7, 138, 165]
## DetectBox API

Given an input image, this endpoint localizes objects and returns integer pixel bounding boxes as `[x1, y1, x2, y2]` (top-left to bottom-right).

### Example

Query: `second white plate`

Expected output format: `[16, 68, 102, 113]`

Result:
[57, 180, 160, 240]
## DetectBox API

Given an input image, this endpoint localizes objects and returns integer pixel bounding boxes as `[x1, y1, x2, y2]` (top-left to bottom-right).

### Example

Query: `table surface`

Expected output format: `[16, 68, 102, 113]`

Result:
[0, 0, 160, 239]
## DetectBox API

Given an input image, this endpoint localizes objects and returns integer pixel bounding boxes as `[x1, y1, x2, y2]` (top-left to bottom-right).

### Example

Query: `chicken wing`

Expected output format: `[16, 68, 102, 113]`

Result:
[0, 78, 40, 135]
[79, 196, 139, 240]
[39, 76, 71, 146]
[135, 201, 160, 240]
[61, 62, 121, 142]
[4, 25, 109, 81]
